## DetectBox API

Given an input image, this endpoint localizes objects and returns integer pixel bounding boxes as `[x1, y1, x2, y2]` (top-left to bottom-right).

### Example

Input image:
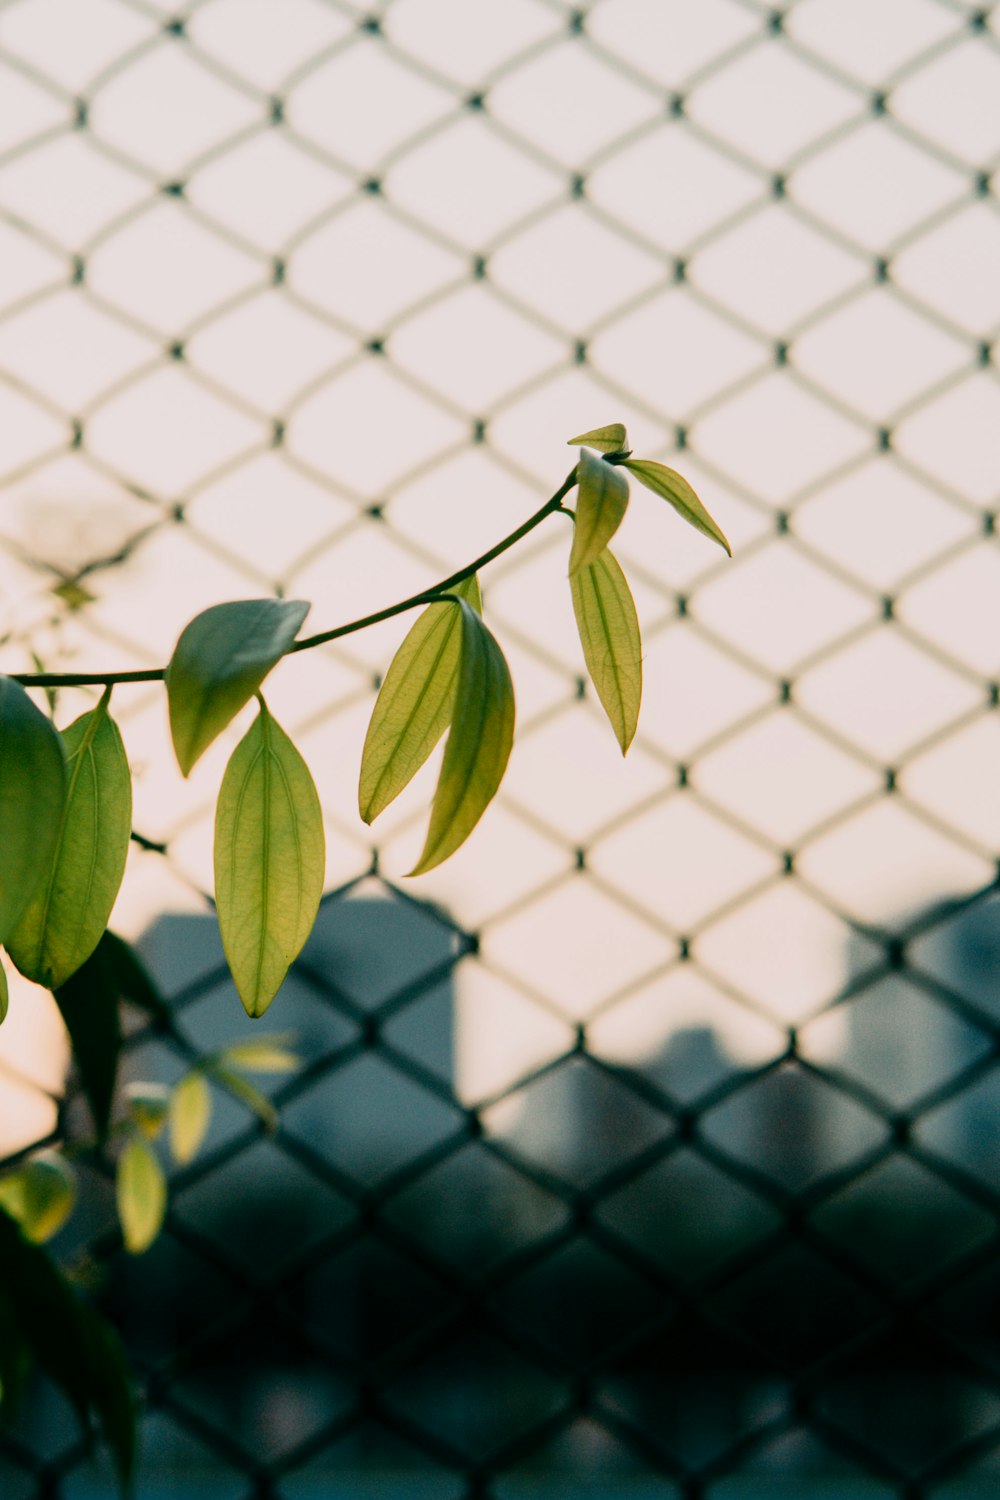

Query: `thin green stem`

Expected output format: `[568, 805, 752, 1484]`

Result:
[10, 470, 579, 689]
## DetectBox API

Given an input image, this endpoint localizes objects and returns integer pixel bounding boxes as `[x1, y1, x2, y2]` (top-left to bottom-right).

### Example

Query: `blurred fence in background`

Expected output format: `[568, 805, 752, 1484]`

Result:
[1, 0, 1000, 1494]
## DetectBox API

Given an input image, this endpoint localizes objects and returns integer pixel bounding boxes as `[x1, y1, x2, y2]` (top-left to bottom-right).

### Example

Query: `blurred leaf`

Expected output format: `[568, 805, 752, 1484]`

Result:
[359, 575, 481, 824]
[215, 702, 325, 1018]
[623, 459, 731, 556]
[566, 422, 629, 454]
[124, 1082, 170, 1141]
[52, 580, 95, 611]
[0, 1207, 136, 1486]
[103, 930, 169, 1024]
[410, 602, 515, 875]
[569, 449, 630, 575]
[169, 1073, 211, 1166]
[208, 1065, 278, 1132]
[0, 965, 7, 1026]
[0, 677, 67, 942]
[218, 1036, 299, 1073]
[166, 598, 310, 777]
[0, 1153, 76, 1244]
[116, 1137, 166, 1255]
[8, 698, 132, 991]
[570, 546, 642, 755]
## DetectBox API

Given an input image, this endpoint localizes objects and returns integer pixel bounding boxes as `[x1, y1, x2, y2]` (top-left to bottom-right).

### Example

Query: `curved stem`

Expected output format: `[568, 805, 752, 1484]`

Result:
[11, 469, 579, 689]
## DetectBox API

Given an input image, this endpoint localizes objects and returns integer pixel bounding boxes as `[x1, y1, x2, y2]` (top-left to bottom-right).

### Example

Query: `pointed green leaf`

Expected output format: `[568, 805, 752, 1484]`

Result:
[124, 1082, 170, 1140]
[570, 448, 630, 575]
[570, 546, 642, 755]
[0, 678, 67, 942]
[169, 1073, 212, 1166]
[566, 422, 629, 454]
[53, 931, 142, 1144]
[7, 700, 132, 991]
[102, 929, 170, 1024]
[218, 1035, 299, 1073]
[208, 1064, 278, 1131]
[215, 701, 325, 1018]
[359, 574, 481, 824]
[0, 966, 7, 1026]
[0, 1153, 76, 1244]
[166, 598, 310, 776]
[410, 602, 515, 876]
[623, 459, 731, 556]
[116, 1137, 166, 1255]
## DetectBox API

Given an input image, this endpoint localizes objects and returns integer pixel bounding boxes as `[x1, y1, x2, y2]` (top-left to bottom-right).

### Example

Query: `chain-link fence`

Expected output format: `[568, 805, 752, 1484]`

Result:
[1, 0, 1000, 1494]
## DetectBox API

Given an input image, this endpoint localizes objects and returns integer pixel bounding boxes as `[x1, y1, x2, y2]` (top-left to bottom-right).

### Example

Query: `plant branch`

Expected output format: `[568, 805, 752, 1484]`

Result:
[11, 470, 579, 689]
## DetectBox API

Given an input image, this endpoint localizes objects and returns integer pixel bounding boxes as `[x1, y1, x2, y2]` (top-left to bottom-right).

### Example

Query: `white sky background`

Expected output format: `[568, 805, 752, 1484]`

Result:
[0, 0, 998, 1150]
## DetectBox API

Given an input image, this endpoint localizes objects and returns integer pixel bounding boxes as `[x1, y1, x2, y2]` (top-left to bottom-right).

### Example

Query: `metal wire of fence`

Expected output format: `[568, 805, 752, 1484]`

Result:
[1, 0, 1000, 1494]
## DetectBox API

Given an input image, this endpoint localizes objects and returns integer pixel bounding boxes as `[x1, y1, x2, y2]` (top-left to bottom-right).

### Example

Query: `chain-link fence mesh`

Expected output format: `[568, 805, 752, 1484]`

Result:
[1, 0, 1000, 1493]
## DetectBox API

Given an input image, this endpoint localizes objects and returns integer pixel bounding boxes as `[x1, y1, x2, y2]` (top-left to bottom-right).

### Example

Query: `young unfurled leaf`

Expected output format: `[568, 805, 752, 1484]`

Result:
[570, 448, 630, 575]
[7, 698, 132, 992]
[166, 598, 310, 777]
[0, 677, 67, 943]
[0, 1153, 76, 1244]
[214, 701, 325, 1018]
[124, 1082, 170, 1140]
[359, 575, 481, 825]
[570, 546, 642, 755]
[566, 422, 629, 454]
[116, 1138, 166, 1255]
[623, 459, 731, 556]
[218, 1035, 298, 1073]
[169, 1073, 211, 1166]
[208, 1065, 278, 1132]
[410, 602, 515, 876]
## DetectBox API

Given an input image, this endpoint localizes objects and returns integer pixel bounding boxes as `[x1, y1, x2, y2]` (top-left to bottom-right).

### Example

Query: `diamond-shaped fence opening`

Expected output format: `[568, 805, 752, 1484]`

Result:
[1, 1, 1000, 1496]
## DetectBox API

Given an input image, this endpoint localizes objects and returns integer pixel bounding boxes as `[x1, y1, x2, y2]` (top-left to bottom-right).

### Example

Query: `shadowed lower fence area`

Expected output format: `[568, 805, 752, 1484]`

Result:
[2, 0, 1000, 1495]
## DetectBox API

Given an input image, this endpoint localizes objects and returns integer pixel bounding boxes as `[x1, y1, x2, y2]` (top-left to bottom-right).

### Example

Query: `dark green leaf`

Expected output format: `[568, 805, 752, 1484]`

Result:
[570, 448, 630, 575]
[0, 677, 67, 942]
[103, 930, 169, 1024]
[410, 602, 515, 875]
[166, 598, 310, 776]
[169, 1073, 211, 1166]
[214, 701, 325, 1018]
[116, 1137, 166, 1254]
[359, 575, 481, 824]
[0, 1153, 76, 1243]
[566, 422, 629, 454]
[623, 459, 731, 556]
[0, 965, 7, 1026]
[0, 1207, 136, 1486]
[570, 546, 642, 755]
[7, 698, 132, 991]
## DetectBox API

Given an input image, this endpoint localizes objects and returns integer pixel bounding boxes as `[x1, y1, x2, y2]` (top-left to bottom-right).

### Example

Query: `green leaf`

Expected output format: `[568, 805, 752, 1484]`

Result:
[0, 1208, 135, 1486]
[7, 698, 132, 991]
[566, 422, 629, 455]
[359, 574, 481, 824]
[214, 701, 325, 1018]
[218, 1035, 299, 1073]
[169, 1073, 212, 1166]
[623, 459, 731, 556]
[570, 546, 642, 755]
[166, 598, 310, 777]
[0, 1153, 76, 1244]
[0, 965, 7, 1026]
[208, 1064, 278, 1131]
[410, 602, 515, 876]
[102, 929, 169, 1024]
[570, 448, 630, 575]
[116, 1137, 166, 1255]
[124, 1082, 170, 1140]
[0, 678, 67, 942]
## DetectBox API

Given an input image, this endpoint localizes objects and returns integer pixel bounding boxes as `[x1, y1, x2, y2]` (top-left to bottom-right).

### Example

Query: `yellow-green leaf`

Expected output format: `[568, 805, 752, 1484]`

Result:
[570, 448, 630, 575]
[570, 546, 642, 755]
[410, 602, 515, 876]
[169, 1073, 211, 1166]
[0, 678, 67, 942]
[124, 1081, 170, 1140]
[166, 598, 310, 777]
[215, 701, 325, 1018]
[218, 1036, 299, 1073]
[566, 422, 629, 454]
[623, 459, 731, 556]
[0, 1153, 75, 1244]
[7, 699, 132, 991]
[116, 1138, 166, 1255]
[359, 575, 481, 824]
[209, 1065, 278, 1131]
